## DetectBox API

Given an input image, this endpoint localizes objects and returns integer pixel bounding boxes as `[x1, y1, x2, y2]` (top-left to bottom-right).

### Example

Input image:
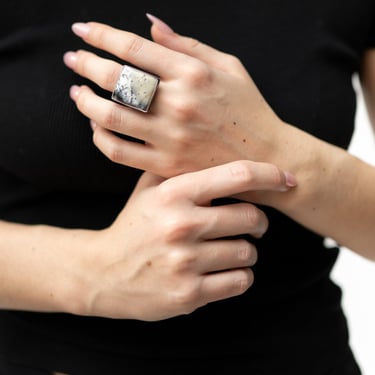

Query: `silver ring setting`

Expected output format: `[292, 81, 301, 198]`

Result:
[111, 65, 160, 113]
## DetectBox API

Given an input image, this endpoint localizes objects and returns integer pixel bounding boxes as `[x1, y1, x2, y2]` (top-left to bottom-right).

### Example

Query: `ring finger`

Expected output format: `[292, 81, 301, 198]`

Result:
[196, 239, 258, 274]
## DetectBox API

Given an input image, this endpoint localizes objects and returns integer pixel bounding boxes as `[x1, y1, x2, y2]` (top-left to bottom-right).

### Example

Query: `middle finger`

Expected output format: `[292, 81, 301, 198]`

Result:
[196, 239, 258, 274]
[72, 21, 189, 79]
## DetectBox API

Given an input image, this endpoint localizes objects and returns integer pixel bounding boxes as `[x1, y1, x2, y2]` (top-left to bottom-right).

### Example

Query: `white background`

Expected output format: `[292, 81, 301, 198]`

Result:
[331, 76, 375, 375]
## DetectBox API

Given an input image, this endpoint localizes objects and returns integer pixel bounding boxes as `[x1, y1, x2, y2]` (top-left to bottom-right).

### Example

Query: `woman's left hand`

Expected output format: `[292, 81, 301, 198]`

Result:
[64, 18, 285, 177]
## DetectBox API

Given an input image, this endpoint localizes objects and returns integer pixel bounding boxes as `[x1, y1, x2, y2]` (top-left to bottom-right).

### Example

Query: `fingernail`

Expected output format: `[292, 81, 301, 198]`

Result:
[284, 171, 297, 188]
[69, 85, 80, 101]
[146, 13, 174, 35]
[63, 51, 77, 69]
[90, 120, 97, 131]
[72, 22, 90, 38]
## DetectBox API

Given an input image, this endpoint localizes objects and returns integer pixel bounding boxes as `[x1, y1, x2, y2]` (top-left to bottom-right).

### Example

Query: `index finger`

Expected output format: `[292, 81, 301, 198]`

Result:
[72, 22, 189, 79]
[165, 160, 296, 205]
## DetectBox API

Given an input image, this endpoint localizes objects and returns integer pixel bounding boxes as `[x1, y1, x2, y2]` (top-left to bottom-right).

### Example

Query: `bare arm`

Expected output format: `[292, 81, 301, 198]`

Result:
[271, 47, 375, 258]
[246, 121, 375, 260]
[0, 220, 94, 313]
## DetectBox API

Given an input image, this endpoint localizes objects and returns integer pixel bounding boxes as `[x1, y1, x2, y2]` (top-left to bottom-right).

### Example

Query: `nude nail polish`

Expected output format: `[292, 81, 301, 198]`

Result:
[146, 13, 174, 35]
[69, 85, 80, 101]
[63, 51, 77, 69]
[90, 120, 97, 131]
[72, 22, 90, 38]
[284, 171, 298, 188]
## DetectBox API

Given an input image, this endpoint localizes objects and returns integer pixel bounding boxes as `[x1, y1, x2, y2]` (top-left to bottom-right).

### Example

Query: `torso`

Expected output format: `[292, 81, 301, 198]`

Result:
[0, 1, 374, 373]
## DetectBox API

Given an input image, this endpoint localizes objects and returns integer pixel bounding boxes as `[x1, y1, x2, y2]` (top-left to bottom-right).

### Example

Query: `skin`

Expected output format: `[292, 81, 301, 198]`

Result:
[0, 160, 294, 320]
[64, 19, 375, 259]
[0, 18, 297, 326]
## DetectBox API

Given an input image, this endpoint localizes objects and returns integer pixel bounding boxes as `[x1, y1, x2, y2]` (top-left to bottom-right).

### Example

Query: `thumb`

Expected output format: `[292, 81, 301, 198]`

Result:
[146, 13, 248, 77]
[132, 171, 165, 195]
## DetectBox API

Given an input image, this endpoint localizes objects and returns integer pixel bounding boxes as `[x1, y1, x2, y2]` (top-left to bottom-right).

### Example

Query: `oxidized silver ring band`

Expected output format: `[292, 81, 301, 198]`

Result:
[111, 65, 160, 113]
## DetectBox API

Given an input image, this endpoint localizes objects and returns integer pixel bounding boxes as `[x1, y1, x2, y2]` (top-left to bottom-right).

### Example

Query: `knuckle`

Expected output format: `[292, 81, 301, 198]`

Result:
[237, 241, 258, 266]
[163, 216, 199, 243]
[184, 60, 212, 87]
[106, 66, 122, 89]
[237, 242, 251, 261]
[238, 240, 258, 266]
[122, 33, 144, 57]
[185, 36, 201, 50]
[243, 205, 260, 228]
[157, 181, 180, 203]
[169, 123, 190, 143]
[169, 282, 200, 313]
[229, 161, 255, 185]
[102, 105, 121, 129]
[89, 23, 107, 46]
[170, 97, 198, 122]
[233, 269, 254, 295]
[243, 205, 268, 236]
[166, 249, 197, 273]
[105, 143, 124, 164]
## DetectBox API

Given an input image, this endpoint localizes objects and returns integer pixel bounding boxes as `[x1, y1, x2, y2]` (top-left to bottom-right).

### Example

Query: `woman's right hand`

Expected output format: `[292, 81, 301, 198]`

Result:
[81, 160, 295, 321]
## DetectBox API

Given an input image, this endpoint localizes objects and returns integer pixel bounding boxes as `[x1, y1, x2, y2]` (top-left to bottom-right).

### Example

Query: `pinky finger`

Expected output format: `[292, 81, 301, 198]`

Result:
[92, 125, 156, 170]
[200, 267, 254, 305]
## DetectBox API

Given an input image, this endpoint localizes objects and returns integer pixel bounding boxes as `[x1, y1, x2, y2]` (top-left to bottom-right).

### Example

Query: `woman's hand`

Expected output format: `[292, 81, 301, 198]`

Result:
[0, 161, 295, 319]
[63, 20, 285, 177]
[82, 161, 294, 321]
[61, 19, 375, 259]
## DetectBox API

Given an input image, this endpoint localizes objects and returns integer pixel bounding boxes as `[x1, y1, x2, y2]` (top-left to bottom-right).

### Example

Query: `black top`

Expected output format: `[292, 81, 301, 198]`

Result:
[0, 1, 374, 374]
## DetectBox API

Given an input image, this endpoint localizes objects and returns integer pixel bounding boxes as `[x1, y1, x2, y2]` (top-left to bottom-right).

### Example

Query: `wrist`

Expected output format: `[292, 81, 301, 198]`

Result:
[0, 221, 103, 315]
[237, 121, 327, 211]
[32, 224, 102, 316]
[65, 226, 133, 319]
[261, 122, 321, 210]
[246, 122, 348, 224]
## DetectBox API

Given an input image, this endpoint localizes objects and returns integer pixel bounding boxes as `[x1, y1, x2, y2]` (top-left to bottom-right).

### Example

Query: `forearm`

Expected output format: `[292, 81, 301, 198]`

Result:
[241, 123, 375, 259]
[0, 220, 94, 314]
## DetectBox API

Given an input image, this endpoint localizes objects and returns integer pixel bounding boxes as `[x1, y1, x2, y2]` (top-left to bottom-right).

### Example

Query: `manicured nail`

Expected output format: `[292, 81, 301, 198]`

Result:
[284, 171, 297, 188]
[63, 51, 77, 69]
[146, 13, 174, 35]
[72, 22, 90, 38]
[69, 85, 80, 101]
[90, 120, 97, 131]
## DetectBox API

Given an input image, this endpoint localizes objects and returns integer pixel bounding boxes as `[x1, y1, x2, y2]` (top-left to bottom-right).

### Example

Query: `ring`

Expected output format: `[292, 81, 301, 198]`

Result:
[111, 65, 160, 113]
